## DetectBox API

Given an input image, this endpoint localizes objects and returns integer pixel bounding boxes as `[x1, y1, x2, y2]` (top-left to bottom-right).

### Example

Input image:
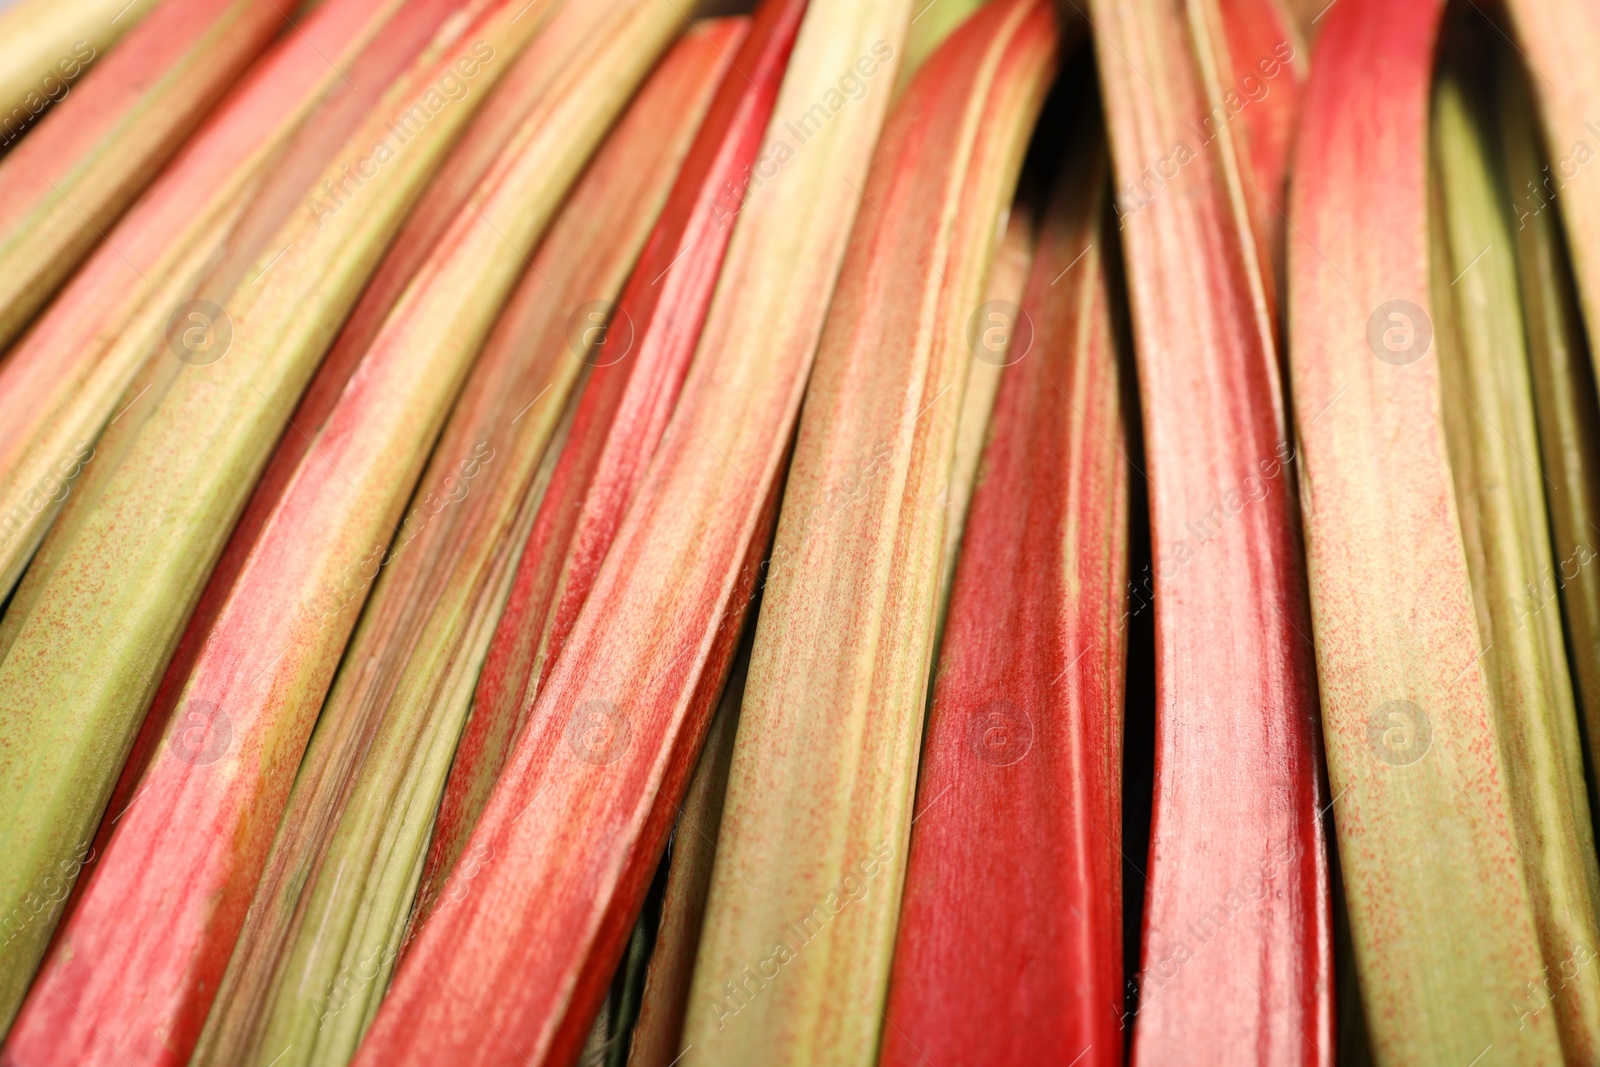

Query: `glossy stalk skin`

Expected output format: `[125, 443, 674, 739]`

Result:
[624, 642, 751, 1067]
[1433, 57, 1600, 1060]
[0, 0, 475, 1037]
[189, 24, 734, 1067]
[353, 1, 912, 1062]
[1288, 0, 1559, 1060]
[420, 0, 808, 898]
[682, 3, 1055, 1064]
[1502, 53, 1600, 863]
[0, 0, 419, 605]
[0, 0, 284, 354]
[881, 115, 1128, 1066]
[1089, 0, 1331, 1060]
[0, 1, 568, 1060]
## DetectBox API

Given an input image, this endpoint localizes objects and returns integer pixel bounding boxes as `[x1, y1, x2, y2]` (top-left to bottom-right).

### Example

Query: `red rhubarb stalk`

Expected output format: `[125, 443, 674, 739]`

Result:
[881, 107, 1128, 1067]
[1088, 0, 1332, 1059]
[419, 0, 808, 903]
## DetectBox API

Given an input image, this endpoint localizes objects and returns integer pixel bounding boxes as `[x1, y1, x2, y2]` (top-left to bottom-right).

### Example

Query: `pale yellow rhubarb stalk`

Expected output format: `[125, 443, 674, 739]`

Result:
[682, 2, 1057, 1062]
[937, 198, 1036, 610]
[1433, 52, 1600, 1058]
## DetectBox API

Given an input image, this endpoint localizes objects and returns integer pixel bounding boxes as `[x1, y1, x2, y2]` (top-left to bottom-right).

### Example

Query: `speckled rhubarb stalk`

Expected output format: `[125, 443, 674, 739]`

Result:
[189, 25, 732, 1067]
[1433, 45, 1600, 1059]
[1088, 0, 1331, 1060]
[419, 0, 807, 901]
[882, 105, 1128, 1067]
[0, 1, 570, 1059]
[1289, 0, 1558, 1060]
[0, 0, 442, 604]
[352, 2, 912, 1063]
[1208, 0, 1304, 310]
[0, 0, 288, 354]
[682, 3, 1055, 1064]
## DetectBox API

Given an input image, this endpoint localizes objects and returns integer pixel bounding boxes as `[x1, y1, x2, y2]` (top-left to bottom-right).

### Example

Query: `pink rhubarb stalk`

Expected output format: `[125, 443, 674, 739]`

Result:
[1088, 0, 1332, 1059]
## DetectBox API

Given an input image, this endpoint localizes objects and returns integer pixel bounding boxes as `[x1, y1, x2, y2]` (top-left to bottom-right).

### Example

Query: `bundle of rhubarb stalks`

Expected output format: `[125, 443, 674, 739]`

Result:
[1, 0, 1599, 1062]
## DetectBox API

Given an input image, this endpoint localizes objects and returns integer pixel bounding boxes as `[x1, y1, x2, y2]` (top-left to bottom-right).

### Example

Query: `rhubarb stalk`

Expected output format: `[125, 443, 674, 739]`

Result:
[1432, 39, 1600, 1057]
[682, 2, 1056, 1063]
[1501, 48, 1600, 847]
[0, 0, 161, 137]
[882, 100, 1128, 1067]
[352, 1, 912, 1062]
[1289, 0, 1558, 1058]
[0, 0, 448, 604]
[1088, 0, 1332, 1059]
[0, 0, 290, 353]
[0, 0, 485, 1035]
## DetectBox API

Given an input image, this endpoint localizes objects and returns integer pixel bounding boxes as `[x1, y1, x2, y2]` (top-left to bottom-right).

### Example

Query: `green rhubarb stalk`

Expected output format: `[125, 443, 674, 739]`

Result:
[193, 22, 725, 1066]
[1433, 52, 1600, 1058]
[1500, 41, 1600, 856]
[0, 0, 557, 1044]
